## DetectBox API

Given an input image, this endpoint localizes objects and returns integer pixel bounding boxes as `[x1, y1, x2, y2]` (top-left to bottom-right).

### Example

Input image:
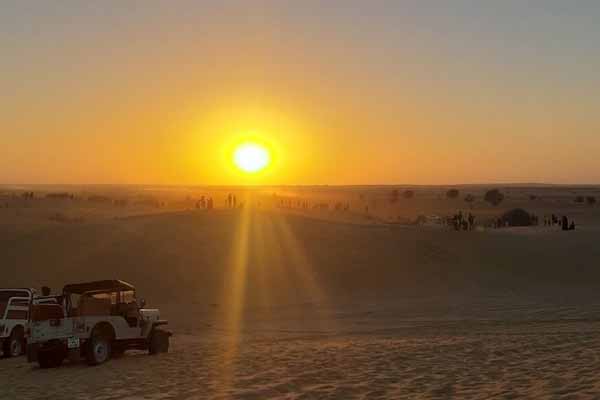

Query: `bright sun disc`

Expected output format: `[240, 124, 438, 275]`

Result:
[233, 143, 270, 173]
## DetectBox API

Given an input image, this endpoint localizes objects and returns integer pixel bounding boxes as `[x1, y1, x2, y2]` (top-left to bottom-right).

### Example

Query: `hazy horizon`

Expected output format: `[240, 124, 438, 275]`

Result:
[3, 182, 600, 189]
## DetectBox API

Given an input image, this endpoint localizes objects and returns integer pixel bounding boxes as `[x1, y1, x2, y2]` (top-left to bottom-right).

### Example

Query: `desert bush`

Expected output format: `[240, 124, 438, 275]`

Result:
[49, 213, 84, 224]
[88, 195, 112, 203]
[484, 189, 504, 206]
[46, 192, 74, 200]
[500, 208, 534, 227]
[464, 194, 476, 203]
[389, 189, 400, 203]
[529, 195, 538, 201]
[575, 196, 585, 203]
[403, 190, 414, 199]
[446, 189, 460, 199]
[587, 196, 597, 205]
[415, 215, 427, 225]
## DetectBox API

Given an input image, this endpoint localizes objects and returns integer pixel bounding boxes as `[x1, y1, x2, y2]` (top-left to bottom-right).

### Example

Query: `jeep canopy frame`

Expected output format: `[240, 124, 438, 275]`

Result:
[62, 280, 135, 295]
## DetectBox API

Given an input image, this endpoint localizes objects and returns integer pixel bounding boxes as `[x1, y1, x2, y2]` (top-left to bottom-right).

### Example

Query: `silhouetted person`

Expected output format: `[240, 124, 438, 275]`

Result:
[233, 195, 237, 208]
[468, 213, 475, 230]
[569, 221, 575, 230]
[41, 286, 51, 296]
[453, 214, 460, 231]
[562, 216, 569, 231]
[461, 220, 468, 231]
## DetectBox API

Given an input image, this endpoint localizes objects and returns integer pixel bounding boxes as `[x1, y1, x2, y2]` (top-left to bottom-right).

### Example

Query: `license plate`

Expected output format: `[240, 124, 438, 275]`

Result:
[67, 337, 80, 349]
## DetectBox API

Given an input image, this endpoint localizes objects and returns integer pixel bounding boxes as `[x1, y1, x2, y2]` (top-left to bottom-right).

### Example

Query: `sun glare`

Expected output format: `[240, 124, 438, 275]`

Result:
[233, 143, 271, 173]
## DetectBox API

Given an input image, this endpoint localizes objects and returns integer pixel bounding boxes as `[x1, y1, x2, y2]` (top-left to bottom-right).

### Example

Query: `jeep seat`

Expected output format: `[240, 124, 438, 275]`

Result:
[115, 302, 139, 327]
[79, 296, 111, 316]
[31, 304, 64, 321]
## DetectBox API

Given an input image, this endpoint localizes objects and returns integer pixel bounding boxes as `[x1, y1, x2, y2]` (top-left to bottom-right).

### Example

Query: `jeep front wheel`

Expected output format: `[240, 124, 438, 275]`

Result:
[3, 328, 24, 357]
[149, 330, 170, 355]
[86, 334, 112, 366]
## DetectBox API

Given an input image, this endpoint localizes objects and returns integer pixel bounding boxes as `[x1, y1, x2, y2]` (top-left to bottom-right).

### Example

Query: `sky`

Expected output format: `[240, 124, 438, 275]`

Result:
[2, 0, 600, 185]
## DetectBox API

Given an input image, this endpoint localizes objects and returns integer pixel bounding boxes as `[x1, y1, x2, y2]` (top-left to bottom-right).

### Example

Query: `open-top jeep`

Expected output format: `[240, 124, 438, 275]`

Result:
[27, 280, 171, 368]
[0, 288, 33, 357]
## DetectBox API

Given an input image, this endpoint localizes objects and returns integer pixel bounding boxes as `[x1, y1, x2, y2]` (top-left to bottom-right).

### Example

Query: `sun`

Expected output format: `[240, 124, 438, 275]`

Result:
[233, 142, 271, 173]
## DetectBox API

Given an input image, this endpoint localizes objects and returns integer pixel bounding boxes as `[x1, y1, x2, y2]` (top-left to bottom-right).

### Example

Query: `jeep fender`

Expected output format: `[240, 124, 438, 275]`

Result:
[10, 324, 25, 338]
[148, 321, 172, 340]
[90, 322, 116, 341]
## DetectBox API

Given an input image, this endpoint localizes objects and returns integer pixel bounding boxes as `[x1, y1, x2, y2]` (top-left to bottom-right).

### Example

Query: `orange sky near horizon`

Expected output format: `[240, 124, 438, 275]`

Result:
[2, 2, 600, 185]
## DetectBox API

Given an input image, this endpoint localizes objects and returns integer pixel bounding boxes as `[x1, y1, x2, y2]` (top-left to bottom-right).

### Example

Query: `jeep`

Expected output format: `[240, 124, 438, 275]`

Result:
[27, 280, 171, 368]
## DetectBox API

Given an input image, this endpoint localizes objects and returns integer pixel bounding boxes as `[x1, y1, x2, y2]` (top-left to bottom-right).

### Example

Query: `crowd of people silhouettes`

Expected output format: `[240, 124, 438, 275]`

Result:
[195, 196, 213, 210]
[227, 193, 237, 208]
[450, 211, 475, 231]
[544, 214, 575, 230]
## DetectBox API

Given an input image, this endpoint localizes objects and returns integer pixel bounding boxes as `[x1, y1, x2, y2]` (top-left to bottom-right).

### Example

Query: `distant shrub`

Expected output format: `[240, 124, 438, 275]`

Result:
[529, 195, 538, 201]
[484, 189, 504, 206]
[575, 196, 585, 203]
[446, 189, 460, 199]
[114, 199, 129, 207]
[46, 192, 74, 200]
[389, 189, 400, 203]
[88, 195, 111, 203]
[134, 197, 162, 208]
[415, 215, 427, 225]
[403, 190, 414, 199]
[464, 194, 476, 203]
[49, 213, 84, 224]
[500, 208, 534, 227]
[586, 196, 597, 205]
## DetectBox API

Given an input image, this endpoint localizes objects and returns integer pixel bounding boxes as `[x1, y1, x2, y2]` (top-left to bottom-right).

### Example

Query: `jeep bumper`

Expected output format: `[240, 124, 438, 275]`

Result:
[27, 343, 39, 362]
[27, 340, 72, 363]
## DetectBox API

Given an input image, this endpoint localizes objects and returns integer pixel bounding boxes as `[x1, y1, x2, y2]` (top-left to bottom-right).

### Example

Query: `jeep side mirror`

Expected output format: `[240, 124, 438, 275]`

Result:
[139, 299, 146, 308]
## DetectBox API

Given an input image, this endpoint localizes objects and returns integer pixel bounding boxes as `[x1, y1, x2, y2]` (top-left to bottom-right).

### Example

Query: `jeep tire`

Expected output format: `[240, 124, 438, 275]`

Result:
[3, 328, 24, 358]
[149, 330, 170, 355]
[86, 332, 112, 366]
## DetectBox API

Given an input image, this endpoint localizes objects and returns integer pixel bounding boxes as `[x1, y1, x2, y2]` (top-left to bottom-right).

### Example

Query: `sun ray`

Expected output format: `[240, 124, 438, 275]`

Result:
[270, 212, 336, 332]
[217, 204, 252, 397]
[251, 208, 271, 311]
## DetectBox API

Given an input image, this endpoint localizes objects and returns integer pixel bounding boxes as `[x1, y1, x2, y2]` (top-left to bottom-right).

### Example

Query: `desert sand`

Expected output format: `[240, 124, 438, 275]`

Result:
[2, 185, 600, 399]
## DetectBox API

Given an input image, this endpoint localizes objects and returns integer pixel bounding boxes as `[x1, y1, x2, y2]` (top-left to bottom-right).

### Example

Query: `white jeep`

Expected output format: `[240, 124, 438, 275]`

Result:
[27, 280, 171, 368]
[0, 288, 33, 357]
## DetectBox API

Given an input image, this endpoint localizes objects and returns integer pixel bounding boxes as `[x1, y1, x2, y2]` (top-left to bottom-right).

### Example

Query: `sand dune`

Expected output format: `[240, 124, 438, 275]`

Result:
[2, 185, 600, 398]
[2, 206, 600, 307]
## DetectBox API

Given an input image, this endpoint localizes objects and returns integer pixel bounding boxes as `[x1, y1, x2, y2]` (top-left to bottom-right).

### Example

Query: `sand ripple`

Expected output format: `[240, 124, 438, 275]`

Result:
[4, 321, 600, 399]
